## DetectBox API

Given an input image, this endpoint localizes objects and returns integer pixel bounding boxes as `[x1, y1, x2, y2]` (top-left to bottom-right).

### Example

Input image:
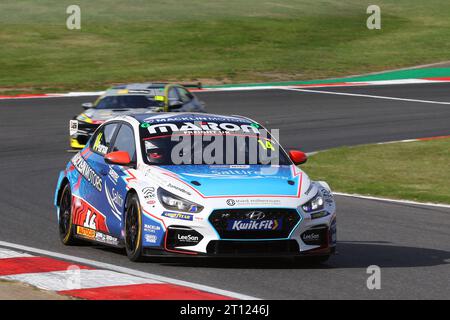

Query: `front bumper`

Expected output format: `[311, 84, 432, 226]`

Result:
[142, 242, 335, 258]
[142, 220, 336, 258]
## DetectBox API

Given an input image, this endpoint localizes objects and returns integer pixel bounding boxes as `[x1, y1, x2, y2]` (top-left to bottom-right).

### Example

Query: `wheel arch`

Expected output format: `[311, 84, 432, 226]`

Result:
[123, 188, 140, 220]
[56, 177, 70, 207]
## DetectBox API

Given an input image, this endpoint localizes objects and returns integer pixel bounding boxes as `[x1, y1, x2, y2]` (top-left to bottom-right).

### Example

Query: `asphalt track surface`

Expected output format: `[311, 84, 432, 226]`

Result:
[0, 82, 449, 299]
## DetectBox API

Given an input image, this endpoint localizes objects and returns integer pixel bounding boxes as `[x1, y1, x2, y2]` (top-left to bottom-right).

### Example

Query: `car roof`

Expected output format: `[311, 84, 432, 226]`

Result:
[128, 112, 256, 125]
[103, 83, 167, 97]
[111, 83, 168, 90]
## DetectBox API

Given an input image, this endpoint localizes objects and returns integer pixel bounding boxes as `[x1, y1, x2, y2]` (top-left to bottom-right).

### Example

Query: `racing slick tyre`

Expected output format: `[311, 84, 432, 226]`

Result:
[58, 183, 79, 245]
[124, 193, 144, 262]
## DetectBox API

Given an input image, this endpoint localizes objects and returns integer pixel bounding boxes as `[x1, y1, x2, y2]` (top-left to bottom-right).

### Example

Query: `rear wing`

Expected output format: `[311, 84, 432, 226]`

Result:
[180, 82, 202, 89]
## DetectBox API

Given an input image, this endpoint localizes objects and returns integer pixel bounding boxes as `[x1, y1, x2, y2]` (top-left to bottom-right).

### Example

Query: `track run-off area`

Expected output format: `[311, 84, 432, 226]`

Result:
[0, 82, 449, 299]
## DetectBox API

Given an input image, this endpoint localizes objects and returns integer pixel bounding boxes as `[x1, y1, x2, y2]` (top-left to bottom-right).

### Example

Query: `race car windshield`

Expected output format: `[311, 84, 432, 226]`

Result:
[139, 123, 291, 166]
[95, 95, 163, 109]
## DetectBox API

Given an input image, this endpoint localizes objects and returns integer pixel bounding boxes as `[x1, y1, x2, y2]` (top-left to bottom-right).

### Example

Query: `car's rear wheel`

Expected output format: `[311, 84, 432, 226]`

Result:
[58, 184, 78, 245]
[124, 193, 144, 262]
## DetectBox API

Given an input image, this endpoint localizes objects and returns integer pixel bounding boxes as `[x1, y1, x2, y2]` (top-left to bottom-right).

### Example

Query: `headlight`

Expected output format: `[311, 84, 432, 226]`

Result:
[301, 192, 324, 213]
[157, 188, 203, 213]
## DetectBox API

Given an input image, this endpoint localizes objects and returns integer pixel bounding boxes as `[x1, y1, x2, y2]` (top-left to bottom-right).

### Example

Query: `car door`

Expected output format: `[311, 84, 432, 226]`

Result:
[104, 122, 138, 239]
[72, 122, 119, 241]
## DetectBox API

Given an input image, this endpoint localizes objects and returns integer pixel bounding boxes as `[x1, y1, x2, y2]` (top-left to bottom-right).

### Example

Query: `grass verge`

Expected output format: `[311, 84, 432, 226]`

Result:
[1, 1, 450, 93]
[302, 138, 450, 204]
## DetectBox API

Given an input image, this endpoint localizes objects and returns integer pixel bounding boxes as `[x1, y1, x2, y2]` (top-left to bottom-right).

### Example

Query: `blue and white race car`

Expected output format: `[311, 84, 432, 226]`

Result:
[54, 112, 336, 262]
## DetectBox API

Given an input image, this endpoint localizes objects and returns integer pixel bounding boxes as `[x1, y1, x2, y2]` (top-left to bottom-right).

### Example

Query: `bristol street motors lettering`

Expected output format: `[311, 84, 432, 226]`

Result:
[72, 153, 103, 191]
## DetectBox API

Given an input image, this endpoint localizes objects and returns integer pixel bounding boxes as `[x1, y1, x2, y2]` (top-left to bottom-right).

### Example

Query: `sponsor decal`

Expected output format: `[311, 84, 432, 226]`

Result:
[111, 188, 123, 207]
[143, 115, 251, 124]
[227, 219, 282, 231]
[210, 169, 261, 176]
[145, 234, 158, 244]
[177, 234, 200, 243]
[76, 226, 95, 239]
[76, 226, 118, 246]
[142, 187, 155, 200]
[301, 228, 327, 246]
[168, 228, 203, 247]
[302, 232, 320, 242]
[95, 232, 119, 246]
[92, 132, 108, 155]
[72, 153, 103, 192]
[108, 167, 119, 184]
[229, 165, 250, 169]
[225, 198, 282, 206]
[146, 122, 260, 135]
[144, 224, 161, 233]
[167, 183, 192, 197]
[105, 186, 123, 221]
[226, 199, 236, 206]
[162, 211, 193, 221]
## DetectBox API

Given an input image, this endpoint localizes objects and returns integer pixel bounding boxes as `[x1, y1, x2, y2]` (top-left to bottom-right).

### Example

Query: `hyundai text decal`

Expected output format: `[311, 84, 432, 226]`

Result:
[72, 153, 103, 191]
[227, 219, 282, 231]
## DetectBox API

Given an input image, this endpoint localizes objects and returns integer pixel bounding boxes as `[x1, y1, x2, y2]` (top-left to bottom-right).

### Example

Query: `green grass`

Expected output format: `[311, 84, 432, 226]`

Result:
[302, 138, 450, 204]
[1, 1, 450, 92]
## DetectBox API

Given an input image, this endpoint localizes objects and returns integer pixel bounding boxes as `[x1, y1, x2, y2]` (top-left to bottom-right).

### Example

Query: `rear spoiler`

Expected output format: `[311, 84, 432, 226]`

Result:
[180, 82, 202, 89]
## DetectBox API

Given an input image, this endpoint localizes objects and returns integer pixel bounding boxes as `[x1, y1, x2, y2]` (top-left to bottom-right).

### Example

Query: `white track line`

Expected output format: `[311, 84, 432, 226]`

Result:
[0, 241, 259, 300]
[334, 192, 450, 209]
[1, 269, 159, 291]
[285, 88, 450, 105]
[0, 248, 33, 259]
[2, 78, 450, 100]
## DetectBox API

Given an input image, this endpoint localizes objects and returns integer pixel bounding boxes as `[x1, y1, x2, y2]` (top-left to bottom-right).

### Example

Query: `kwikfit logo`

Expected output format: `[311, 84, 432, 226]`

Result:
[228, 219, 281, 231]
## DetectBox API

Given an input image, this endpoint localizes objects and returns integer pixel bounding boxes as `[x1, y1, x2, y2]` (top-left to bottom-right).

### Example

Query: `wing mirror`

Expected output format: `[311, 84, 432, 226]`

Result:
[288, 150, 308, 165]
[82, 102, 94, 109]
[104, 151, 132, 166]
[168, 100, 184, 110]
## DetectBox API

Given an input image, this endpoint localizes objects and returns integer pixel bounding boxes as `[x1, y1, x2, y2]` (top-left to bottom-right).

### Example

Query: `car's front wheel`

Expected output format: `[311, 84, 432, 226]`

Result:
[58, 183, 78, 245]
[124, 193, 144, 262]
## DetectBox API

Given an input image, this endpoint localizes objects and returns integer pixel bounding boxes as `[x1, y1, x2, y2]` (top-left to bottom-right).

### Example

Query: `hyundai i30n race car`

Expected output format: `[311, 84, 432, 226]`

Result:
[55, 112, 336, 262]
[69, 83, 205, 149]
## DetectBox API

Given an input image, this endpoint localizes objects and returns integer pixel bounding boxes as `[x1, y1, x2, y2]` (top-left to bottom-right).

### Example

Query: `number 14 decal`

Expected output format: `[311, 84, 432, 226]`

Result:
[83, 209, 97, 230]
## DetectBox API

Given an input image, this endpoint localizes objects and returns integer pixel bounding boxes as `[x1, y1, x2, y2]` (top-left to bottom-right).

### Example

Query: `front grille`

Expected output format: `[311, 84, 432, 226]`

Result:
[209, 208, 300, 239]
[206, 240, 299, 255]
